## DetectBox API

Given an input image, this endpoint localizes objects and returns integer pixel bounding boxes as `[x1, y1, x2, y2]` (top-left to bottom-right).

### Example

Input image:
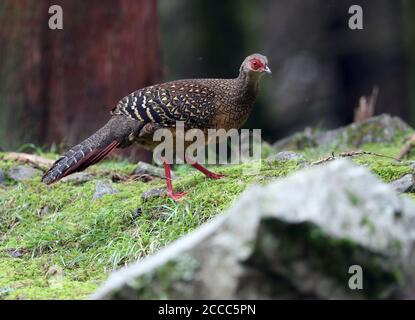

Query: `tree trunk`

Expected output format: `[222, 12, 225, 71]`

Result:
[0, 0, 159, 161]
[403, 0, 415, 125]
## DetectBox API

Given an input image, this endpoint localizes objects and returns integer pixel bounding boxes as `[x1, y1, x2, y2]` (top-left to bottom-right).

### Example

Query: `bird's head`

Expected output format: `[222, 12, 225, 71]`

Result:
[240, 53, 271, 77]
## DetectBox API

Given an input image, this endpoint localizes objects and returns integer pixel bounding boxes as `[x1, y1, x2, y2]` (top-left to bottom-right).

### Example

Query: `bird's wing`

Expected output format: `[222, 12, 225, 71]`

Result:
[111, 80, 217, 130]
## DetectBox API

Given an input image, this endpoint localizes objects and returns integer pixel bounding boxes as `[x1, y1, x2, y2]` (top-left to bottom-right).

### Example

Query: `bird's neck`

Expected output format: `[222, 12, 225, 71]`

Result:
[235, 70, 260, 103]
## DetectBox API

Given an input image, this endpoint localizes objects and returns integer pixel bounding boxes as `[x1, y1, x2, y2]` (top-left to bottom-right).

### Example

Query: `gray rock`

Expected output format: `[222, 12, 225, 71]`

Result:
[267, 151, 306, 163]
[4, 249, 23, 258]
[93, 181, 118, 200]
[38, 206, 50, 217]
[61, 172, 93, 184]
[141, 188, 167, 201]
[390, 174, 415, 193]
[0, 169, 6, 185]
[273, 114, 413, 152]
[316, 114, 412, 147]
[8, 165, 41, 181]
[92, 160, 415, 300]
[131, 208, 142, 221]
[135, 161, 175, 180]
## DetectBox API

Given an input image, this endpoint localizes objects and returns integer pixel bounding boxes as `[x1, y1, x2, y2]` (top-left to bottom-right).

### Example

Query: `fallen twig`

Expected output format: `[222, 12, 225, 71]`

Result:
[2, 152, 54, 170]
[312, 152, 336, 165]
[312, 150, 400, 166]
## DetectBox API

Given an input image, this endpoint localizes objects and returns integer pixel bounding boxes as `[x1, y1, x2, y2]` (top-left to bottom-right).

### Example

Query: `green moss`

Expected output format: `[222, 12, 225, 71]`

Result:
[1, 139, 414, 299]
[0, 154, 300, 299]
[353, 157, 414, 183]
[301, 138, 415, 183]
[0, 253, 100, 299]
[345, 122, 385, 146]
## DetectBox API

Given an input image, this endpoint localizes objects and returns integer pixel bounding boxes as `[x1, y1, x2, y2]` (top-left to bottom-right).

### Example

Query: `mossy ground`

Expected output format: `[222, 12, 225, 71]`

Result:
[1, 137, 415, 299]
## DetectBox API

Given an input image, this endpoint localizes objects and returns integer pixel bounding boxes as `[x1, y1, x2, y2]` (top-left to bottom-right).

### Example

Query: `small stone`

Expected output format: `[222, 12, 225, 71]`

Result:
[135, 161, 175, 180]
[42, 206, 50, 215]
[61, 172, 93, 184]
[132, 208, 143, 221]
[93, 181, 118, 200]
[4, 249, 23, 258]
[8, 165, 41, 181]
[37, 206, 50, 217]
[141, 188, 167, 201]
[389, 174, 415, 193]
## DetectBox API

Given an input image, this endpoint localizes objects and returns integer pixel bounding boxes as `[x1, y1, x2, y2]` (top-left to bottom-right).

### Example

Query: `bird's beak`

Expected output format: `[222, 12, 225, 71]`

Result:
[264, 65, 272, 75]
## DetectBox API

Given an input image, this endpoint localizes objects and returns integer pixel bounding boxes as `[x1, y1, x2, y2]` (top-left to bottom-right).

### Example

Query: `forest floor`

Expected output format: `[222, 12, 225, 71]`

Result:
[1, 135, 415, 299]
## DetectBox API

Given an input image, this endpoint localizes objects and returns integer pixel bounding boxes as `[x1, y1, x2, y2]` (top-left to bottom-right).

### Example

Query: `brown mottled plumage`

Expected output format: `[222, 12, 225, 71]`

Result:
[42, 53, 271, 192]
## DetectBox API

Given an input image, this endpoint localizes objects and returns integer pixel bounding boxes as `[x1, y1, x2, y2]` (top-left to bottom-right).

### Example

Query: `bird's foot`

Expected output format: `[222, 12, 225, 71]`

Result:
[206, 172, 226, 180]
[167, 191, 187, 201]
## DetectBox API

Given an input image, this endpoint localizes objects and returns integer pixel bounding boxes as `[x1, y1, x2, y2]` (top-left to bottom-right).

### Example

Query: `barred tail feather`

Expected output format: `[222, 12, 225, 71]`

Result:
[41, 139, 120, 185]
[41, 116, 139, 185]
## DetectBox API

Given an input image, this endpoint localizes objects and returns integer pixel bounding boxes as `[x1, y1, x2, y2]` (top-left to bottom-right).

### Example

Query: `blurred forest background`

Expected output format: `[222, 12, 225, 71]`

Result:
[0, 0, 414, 160]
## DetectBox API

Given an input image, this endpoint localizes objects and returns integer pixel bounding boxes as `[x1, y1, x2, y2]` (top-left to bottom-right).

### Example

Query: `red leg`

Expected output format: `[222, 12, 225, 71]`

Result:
[184, 156, 225, 180]
[163, 159, 187, 201]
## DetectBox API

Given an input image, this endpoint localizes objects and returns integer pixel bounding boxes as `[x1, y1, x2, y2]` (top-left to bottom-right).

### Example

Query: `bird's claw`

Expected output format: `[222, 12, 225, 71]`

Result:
[207, 173, 226, 180]
[167, 191, 187, 201]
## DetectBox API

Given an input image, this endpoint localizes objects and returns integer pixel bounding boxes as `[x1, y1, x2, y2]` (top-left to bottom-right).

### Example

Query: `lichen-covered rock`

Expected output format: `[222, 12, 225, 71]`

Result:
[135, 161, 175, 180]
[273, 114, 413, 152]
[61, 172, 93, 184]
[93, 181, 119, 200]
[8, 165, 42, 181]
[92, 160, 415, 300]
[389, 174, 415, 193]
[4, 249, 24, 259]
[267, 151, 306, 164]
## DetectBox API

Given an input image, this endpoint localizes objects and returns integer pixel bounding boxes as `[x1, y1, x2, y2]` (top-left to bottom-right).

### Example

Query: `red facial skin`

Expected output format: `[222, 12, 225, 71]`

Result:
[250, 58, 266, 72]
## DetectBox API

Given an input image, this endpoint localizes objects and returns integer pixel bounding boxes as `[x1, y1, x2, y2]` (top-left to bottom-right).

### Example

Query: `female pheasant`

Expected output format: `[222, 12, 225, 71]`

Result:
[42, 53, 271, 200]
